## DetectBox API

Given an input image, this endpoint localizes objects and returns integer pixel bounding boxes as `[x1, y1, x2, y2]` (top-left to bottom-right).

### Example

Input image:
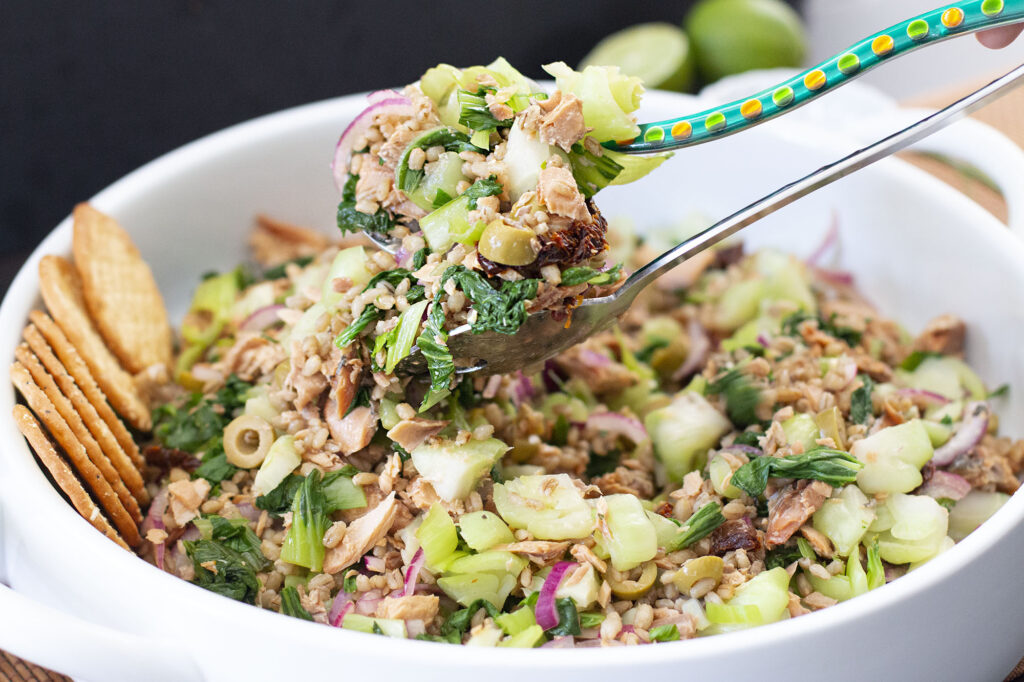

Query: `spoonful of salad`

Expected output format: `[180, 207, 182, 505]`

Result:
[329, 0, 1024, 407]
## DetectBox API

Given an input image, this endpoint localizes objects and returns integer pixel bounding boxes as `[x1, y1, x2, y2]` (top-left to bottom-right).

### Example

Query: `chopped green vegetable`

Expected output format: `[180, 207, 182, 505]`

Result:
[568, 141, 623, 197]
[850, 375, 874, 425]
[666, 502, 725, 551]
[441, 598, 501, 642]
[560, 263, 624, 287]
[255, 473, 304, 515]
[542, 62, 643, 142]
[900, 350, 942, 372]
[865, 542, 885, 590]
[645, 391, 732, 482]
[731, 447, 863, 498]
[458, 89, 515, 134]
[263, 255, 314, 281]
[461, 175, 504, 209]
[383, 299, 429, 373]
[335, 305, 381, 349]
[649, 624, 681, 642]
[280, 469, 330, 572]
[396, 127, 481, 194]
[579, 612, 606, 629]
[781, 311, 862, 347]
[279, 585, 314, 621]
[764, 545, 803, 570]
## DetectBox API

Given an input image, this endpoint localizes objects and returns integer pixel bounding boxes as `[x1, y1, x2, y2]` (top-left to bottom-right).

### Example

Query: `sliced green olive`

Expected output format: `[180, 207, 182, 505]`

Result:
[477, 219, 539, 266]
[672, 555, 724, 593]
[814, 406, 847, 449]
[608, 561, 658, 599]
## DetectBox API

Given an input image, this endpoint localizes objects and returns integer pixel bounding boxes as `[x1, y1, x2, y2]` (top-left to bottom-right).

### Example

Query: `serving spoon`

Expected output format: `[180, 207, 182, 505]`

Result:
[394, 1, 1024, 376]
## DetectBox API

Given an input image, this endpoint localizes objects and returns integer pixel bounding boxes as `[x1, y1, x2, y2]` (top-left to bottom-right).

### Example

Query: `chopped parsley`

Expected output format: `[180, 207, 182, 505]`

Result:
[850, 375, 874, 425]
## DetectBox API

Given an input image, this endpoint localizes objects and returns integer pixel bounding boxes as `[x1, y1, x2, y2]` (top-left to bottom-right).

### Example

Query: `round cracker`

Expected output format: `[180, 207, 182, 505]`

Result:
[37, 254, 151, 431]
[13, 405, 130, 551]
[29, 309, 145, 469]
[13, 348, 143, 524]
[10, 362, 141, 547]
[72, 203, 173, 374]
[22, 325, 148, 505]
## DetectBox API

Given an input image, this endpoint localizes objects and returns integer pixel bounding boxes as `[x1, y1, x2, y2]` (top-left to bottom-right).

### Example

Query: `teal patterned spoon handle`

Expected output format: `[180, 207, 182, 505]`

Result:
[606, 0, 1024, 154]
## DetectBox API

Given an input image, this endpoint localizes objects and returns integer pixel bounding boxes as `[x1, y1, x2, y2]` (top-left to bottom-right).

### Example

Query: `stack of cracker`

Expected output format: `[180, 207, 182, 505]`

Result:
[11, 204, 173, 549]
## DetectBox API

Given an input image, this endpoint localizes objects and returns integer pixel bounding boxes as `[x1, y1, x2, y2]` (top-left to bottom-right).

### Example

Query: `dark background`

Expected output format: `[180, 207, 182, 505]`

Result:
[1, 0, 801, 292]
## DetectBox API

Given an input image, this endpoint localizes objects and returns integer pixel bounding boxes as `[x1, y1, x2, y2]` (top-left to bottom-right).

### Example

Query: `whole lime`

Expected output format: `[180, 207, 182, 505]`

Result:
[579, 22, 696, 93]
[685, 0, 807, 83]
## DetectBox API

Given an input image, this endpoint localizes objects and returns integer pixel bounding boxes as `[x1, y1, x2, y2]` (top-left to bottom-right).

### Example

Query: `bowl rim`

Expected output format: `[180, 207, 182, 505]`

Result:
[1, 89, 1023, 668]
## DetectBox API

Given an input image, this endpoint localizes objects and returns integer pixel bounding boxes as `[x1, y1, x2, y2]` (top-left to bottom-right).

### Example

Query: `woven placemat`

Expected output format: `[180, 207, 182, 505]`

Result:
[2, 83, 1023, 682]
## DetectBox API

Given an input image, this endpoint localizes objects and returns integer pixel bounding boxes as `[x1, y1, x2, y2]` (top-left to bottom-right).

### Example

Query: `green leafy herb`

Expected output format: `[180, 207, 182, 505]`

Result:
[263, 255, 314, 281]
[545, 597, 581, 637]
[153, 375, 251, 485]
[343, 570, 359, 594]
[940, 415, 954, 426]
[412, 248, 429, 269]
[730, 446, 863, 498]
[255, 473, 304, 515]
[989, 383, 1010, 398]
[280, 469, 331, 572]
[585, 448, 621, 478]
[431, 189, 454, 209]
[559, 263, 624, 287]
[335, 305, 381, 349]
[183, 515, 270, 604]
[440, 266, 539, 335]
[649, 624, 681, 642]
[850, 375, 874, 425]
[899, 350, 942, 372]
[935, 497, 957, 510]
[666, 502, 726, 552]
[280, 585, 314, 621]
[579, 612, 606, 629]
[440, 599, 500, 641]
[568, 142, 623, 197]
[393, 443, 412, 462]
[765, 545, 804, 570]
[396, 128, 482, 193]
[337, 173, 396, 237]
[461, 175, 504, 210]
[416, 302, 455, 411]
[707, 368, 762, 428]
[733, 430, 763, 448]
[458, 89, 515, 134]
[797, 536, 818, 561]
[781, 311, 862, 347]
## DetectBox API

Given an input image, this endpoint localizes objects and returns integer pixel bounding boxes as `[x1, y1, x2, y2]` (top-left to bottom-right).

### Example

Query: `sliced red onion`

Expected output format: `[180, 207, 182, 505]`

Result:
[576, 639, 605, 648]
[578, 348, 612, 367]
[364, 556, 387, 573]
[512, 371, 536, 406]
[367, 89, 405, 105]
[355, 596, 383, 616]
[541, 636, 576, 649]
[674, 318, 711, 381]
[917, 470, 972, 501]
[806, 214, 839, 266]
[332, 95, 414, 192]
[329, 598, 354, 628]
[756, 334, 770, 347]
[932, 401, 989, 466]
[811, 266, 855, 287]
[620, 625, 636, 635]
[240, 304, 286, 333]
[403, 548, 425, 597]
[394, 247, 411, 269]
[405, 619, 427, 638]
[586, 411, 647, 445]
[897, 388, 951, 406]
[235, 502, 261, 523]
[142, 488, 169, 571]
[724, 444, 763, 457]
[535, 562, 575, 630]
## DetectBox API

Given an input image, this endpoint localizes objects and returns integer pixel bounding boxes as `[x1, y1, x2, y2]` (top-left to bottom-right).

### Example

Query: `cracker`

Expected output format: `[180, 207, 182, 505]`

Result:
[37, 254, 151, 431]
[22, 324, 148, 505]
[72, 203, 173, 374]
[14, 347, 143, 524]
[10, 362, 141, 546]
[13, 406, 131, 550]
[28, 310, 145, 469]
[13, 406, 130, 550]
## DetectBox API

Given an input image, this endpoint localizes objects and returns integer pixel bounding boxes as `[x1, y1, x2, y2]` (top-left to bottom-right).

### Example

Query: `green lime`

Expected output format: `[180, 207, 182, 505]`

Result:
[685, 0, 807, 83]
[579, 22, 696, 93]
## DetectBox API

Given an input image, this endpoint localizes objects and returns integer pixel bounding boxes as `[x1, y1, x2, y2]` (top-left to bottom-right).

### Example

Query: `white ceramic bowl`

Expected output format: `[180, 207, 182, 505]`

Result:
[2, 88, 1024, 682]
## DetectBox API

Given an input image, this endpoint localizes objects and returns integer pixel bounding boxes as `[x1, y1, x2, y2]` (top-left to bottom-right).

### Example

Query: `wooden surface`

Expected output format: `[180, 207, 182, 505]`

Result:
[2, 84, 1023, 682]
